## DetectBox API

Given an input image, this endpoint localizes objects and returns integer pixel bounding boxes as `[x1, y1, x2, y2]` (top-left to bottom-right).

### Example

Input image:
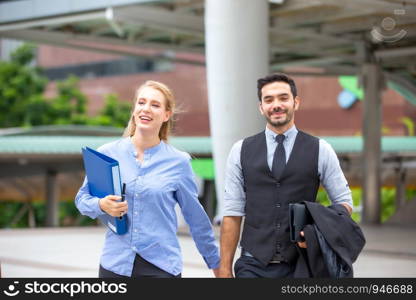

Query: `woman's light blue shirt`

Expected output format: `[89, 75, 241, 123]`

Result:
[75, 137, 220, 276]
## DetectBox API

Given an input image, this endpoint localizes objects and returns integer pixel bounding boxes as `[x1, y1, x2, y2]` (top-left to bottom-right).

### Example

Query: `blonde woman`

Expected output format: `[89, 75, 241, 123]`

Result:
[75, 80, 220, 278]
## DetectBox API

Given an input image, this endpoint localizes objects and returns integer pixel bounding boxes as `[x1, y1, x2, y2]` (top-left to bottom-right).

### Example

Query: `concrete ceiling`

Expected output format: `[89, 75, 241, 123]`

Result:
[0, 0, 415, 81]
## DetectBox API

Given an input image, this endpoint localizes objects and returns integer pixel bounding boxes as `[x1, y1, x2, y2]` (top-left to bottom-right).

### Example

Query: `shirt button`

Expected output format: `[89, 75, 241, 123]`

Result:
[134, 211, 138, 215]
[132, 246, 137, 251]
[134, 229, 137, 233]
[276, 182, 281, 187]
[135, 193, 139, 197]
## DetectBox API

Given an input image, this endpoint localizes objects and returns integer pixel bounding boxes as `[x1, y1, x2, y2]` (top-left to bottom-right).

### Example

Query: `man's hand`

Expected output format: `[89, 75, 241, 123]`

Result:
[297, 231, 307, 248]
[99, 195, 128, 217]
[296, 203, 351, 249]
[341, 203, 353, 215]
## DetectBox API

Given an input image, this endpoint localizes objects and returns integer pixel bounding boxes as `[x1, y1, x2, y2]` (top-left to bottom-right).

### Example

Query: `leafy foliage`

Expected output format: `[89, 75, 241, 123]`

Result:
[0, 44, 48, 127]
[0, 44, 131, 128]
[89, 93, 132, 127]
[0, 201, 98, 228]
[316, 187, 416, 223]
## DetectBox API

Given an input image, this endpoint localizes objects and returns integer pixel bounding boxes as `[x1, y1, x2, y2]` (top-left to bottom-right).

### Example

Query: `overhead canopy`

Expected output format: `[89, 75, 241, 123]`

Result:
[1, 0, 416, 225]
[0, 0, 415, 83]
[0, 125, 416, 201]
[0, 125, 215, 204]
[1, 126, 416, 155]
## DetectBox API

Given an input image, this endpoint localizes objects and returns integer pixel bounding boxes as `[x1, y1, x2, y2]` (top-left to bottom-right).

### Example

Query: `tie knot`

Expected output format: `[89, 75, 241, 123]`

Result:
[276, 134, 285, 144]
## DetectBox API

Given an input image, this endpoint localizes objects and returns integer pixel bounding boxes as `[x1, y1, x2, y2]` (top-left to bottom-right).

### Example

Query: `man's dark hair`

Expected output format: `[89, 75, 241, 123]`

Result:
[257, 73, 297, 101]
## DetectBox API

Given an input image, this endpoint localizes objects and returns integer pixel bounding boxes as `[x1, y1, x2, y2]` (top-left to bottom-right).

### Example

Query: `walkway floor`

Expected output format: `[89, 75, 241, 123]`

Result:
[0, 224, 415, 278]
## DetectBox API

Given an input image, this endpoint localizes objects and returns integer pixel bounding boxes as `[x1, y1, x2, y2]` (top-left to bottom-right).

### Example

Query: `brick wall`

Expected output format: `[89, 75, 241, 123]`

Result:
[39, 45, 413, 137]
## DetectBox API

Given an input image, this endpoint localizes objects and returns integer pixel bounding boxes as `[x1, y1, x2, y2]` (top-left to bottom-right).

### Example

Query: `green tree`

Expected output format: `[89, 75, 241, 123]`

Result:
[51, 75, 88, 125]
[89, 93, 131, 127]
[0, 43, 132, 128]
[23, 75, 89, 126]
[0, 44, 48, 127]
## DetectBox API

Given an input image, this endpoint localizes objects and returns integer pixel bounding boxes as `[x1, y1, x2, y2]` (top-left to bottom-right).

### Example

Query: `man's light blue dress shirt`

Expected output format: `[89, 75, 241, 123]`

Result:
[223, 125, 353, 217]
[75, 137, 220, 276]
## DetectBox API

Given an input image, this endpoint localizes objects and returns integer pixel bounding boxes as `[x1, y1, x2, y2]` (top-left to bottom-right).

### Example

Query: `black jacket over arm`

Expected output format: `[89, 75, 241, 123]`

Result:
[294, 202, 366, 278]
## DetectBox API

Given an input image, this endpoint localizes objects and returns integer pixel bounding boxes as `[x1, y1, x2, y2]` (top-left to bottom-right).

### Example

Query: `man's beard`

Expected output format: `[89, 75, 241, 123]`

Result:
[265, 108, 293, 128]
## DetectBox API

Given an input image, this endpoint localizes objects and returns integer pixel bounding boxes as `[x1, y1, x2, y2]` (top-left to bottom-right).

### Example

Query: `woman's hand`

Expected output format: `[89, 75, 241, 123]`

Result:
[99, 195, 128, 217]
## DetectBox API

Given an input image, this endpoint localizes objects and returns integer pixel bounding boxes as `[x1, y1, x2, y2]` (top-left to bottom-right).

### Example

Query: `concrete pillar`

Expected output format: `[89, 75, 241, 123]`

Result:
[395, 167, 406, 209]
[205, 0, 269, 222]
[362, 63, 384, 224]
[46, 170, 59, 227]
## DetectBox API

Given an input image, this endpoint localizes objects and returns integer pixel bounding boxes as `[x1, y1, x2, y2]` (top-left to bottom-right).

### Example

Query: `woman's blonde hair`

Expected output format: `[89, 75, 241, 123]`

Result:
[123, 80, 175, 141]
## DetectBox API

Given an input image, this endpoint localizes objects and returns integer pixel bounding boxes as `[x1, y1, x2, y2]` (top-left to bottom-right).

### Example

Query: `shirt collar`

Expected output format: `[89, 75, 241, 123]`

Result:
[265, 125, 298, 143]
[125, 137, 164, 157]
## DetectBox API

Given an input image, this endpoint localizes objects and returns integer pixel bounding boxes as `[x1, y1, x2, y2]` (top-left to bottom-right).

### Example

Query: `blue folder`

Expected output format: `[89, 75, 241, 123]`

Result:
[81, 146, 128, 235]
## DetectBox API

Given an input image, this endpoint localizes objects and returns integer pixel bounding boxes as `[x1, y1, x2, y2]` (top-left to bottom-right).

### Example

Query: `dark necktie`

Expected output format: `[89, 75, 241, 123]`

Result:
[272, 134, 286, 180]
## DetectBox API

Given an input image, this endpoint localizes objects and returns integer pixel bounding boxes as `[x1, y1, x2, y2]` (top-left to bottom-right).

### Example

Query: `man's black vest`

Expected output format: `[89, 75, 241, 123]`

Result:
[240, 130, 320, 266]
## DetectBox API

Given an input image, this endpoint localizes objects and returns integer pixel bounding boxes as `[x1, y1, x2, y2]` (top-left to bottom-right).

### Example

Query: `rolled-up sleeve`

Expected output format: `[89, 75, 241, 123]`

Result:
[74, 177, 106, 219]
[319, 139, 353, 209]
[223, 140, 246, 217]
[175, 155, 220, 269]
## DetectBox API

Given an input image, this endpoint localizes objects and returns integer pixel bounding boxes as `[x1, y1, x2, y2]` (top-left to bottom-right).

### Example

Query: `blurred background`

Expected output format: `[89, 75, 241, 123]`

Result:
[0, 0, 415, 277]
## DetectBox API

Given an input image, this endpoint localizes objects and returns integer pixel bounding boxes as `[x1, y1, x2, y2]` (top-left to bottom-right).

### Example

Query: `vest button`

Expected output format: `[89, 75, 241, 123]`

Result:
[276, 182, 281, 187]
[276, 203, 281, 208]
